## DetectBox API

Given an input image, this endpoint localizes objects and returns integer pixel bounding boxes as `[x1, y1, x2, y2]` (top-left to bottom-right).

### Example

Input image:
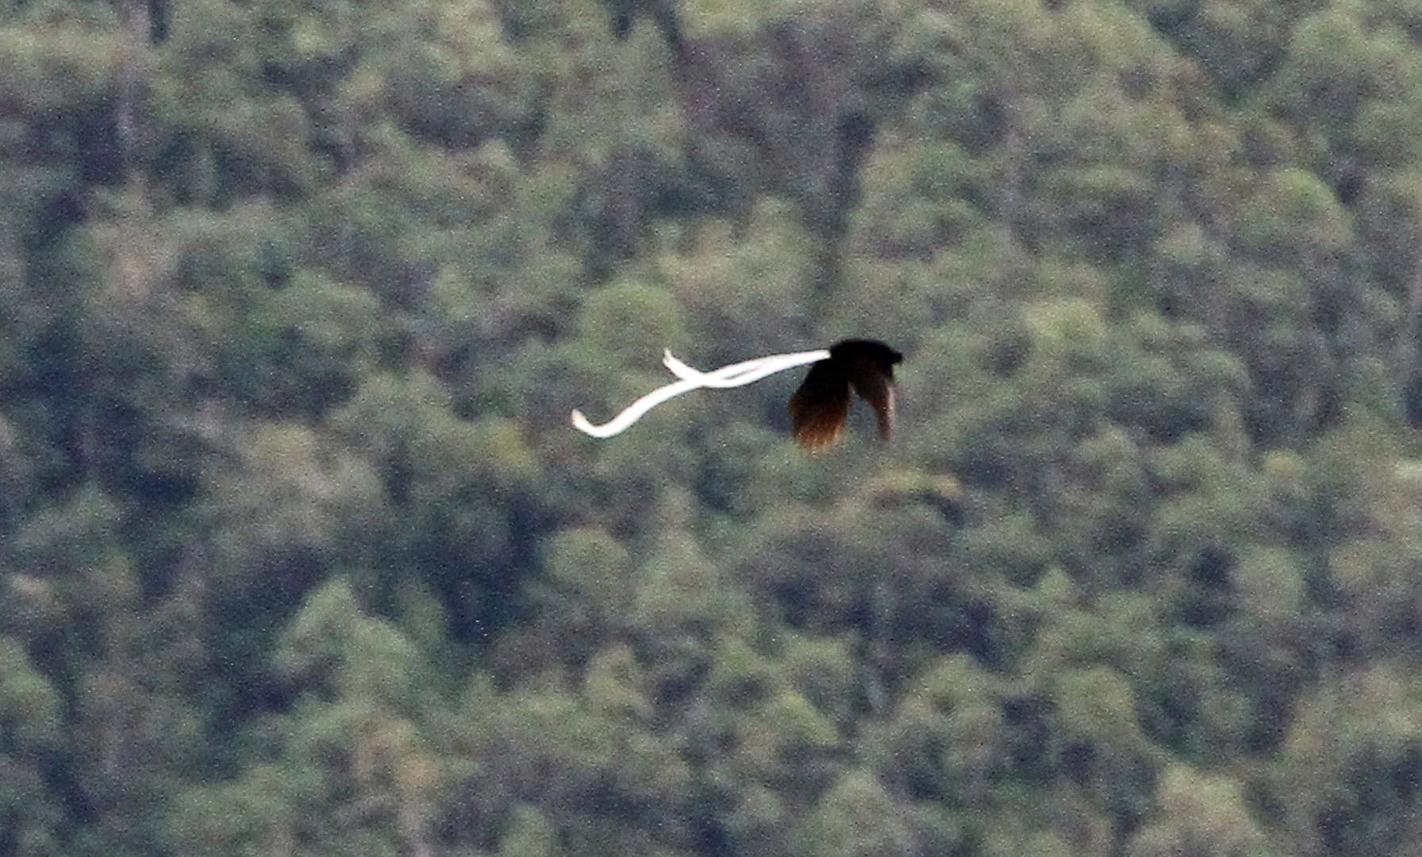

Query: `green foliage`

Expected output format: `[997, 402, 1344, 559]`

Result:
[793, 769, 915, 857]
[8, 0, 1422, 854]
[579, 278, 690, 364]
[500, 804, 559, 857]
[0, 635, 61, 753]
[1127, 765, 1267, 857]
[0, 4, 124, 115]
[635, 528, 752, 634]
[544, 526, 633, 619]
[1278, 662, 1422, 855]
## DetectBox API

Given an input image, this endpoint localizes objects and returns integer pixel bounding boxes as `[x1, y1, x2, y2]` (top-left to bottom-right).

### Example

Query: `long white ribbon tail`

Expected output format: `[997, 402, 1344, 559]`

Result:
[661, 349, 831, 387]
[571, 349, 831, 438]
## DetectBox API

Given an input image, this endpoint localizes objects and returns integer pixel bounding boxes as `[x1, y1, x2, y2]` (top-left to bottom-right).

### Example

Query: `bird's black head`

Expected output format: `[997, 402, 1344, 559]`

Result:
[829, 339, 903, 368]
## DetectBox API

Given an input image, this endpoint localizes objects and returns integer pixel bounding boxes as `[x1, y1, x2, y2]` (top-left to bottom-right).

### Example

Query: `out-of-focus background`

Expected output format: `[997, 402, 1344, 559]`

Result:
[4, 0, 1422, 854]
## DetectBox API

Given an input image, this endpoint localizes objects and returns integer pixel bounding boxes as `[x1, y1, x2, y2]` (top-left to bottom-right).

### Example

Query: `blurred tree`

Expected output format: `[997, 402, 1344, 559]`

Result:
[9, 0, 1422, 854]
[1126, 765, 1267, 857]
[793, 769, 916, 857]
[1280, 662, 1422, 856]
[0, 635, 65, 857]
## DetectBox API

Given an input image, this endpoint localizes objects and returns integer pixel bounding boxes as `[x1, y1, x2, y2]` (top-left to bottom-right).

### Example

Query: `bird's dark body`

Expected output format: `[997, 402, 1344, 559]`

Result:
[788, 339, 902, 449]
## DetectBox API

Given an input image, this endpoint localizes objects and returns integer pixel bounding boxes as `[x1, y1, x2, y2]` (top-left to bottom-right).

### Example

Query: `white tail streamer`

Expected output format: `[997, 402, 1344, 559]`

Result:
[571, 349, 831, 438]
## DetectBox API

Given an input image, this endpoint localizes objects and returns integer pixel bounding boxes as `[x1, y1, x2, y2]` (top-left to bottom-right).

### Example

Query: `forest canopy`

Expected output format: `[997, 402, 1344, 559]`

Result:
[4, 0, 1422, 855]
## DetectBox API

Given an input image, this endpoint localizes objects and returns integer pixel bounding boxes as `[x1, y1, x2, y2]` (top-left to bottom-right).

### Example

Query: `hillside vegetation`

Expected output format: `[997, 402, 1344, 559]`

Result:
[5, 0, 1422, 854]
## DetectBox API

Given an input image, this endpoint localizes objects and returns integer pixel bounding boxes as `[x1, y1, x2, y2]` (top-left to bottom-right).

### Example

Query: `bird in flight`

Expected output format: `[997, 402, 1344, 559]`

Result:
[572, 339, 902, 449]
[788, 339, 902, 449]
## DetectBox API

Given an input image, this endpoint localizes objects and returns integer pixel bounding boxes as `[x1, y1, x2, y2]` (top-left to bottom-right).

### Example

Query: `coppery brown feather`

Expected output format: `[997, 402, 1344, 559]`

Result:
[846, 360, 895, 440]
[789, 360, 851, 450]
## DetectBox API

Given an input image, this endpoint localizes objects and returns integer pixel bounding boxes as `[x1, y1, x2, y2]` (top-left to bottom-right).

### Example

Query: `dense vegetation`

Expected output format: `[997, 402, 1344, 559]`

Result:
[6, 0, 1422, 853]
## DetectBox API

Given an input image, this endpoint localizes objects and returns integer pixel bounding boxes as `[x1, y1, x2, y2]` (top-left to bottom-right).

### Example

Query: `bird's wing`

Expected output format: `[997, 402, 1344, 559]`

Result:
[788, 360, 851, 450]
[847, 365, 895, 441]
